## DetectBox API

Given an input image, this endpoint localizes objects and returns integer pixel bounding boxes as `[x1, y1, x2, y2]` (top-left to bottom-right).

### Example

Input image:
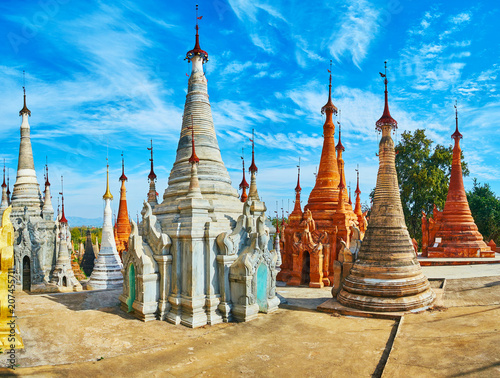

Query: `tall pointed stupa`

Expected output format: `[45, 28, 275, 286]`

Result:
[338, 63, 435, 312]
[154, 12, 242, 223]
[280, 65, 357, 288]
[114, 153, 132, 260]
[426, 106, 494, 258]
[87, 161, 123, 290]
[11, 86, 43, 218]
[11, 83, 57, 289]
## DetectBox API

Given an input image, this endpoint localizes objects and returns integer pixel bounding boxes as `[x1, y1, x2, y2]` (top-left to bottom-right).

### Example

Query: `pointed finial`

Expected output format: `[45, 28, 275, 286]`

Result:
[59, 175, 68, 223]
[147, 139, 157, 181]
[452, 100, 463, 140]
[336, 111, 345, 151]
[322, 60, 338, 115]
[239, 148, 249, 189]
[103, 158, 113, 200]
[295, 157, 302, 192]
[355, 164, 361, 194]
[249, 129, 258, 173]
[45, 157, 51, 186]
[6, 168, 10, 196]
[19, 70, 31, 116]
[119, 151, 128, 181]
[188, 114, 200, 164]
[376, 61, 397, 130]
[1, 159, 5, 188]
[186, 4, 208, 63]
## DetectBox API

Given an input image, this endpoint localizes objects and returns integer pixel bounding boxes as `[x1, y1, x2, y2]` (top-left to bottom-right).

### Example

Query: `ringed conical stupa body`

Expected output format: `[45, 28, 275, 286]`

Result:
[424, 109, 494, 258]
[338, 65, 435, 312]
[153, 23, 241, 224]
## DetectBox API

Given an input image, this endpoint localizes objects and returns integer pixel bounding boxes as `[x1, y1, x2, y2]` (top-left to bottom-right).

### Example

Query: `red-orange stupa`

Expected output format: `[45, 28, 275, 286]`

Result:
[278, 66, 361, 288]
[114, 154, 132, 261]
[425, 107, 494, 258]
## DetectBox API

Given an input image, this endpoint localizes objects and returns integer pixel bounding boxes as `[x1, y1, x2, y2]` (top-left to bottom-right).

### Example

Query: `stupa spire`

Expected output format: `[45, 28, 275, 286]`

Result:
[375, 61, 397, 130]
[6, 169, 10, 205]
[292, 158, 302, 214]
[1, 160, 5, 189]
[12, 75, 42, 217]
[0, 160, 8, 213]
[338, 62, 435, 312]
[115, 152, 132, 260]
[186, 4, 208, 64]
[248, 129, 259, 200]
[307, 61, 342, 216]
[147, 140, 158, 206]
[19, 72, 31, 117]
[239, 149, 249, 202]
[59, 176, 68, 224]
[42, 158, 54, 217]
[451, 101, 463, 140]
[188, 115, 200, 164]
[354, 166, 362, 216]
[103, 158, 113, 200]
[336, 113, 348, 205]
[187, 116, 202, 199]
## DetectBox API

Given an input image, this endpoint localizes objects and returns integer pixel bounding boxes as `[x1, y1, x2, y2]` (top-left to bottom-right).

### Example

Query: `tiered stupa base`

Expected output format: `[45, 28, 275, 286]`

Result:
[428, 228, 494, 258]
[338, 264, 435, 312]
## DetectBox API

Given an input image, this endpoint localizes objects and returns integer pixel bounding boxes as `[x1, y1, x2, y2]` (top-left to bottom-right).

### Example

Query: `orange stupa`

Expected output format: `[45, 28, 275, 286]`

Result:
[426, 107, 494, 258]
[114, 153, 132, 261]
[278, 64, 360, 288]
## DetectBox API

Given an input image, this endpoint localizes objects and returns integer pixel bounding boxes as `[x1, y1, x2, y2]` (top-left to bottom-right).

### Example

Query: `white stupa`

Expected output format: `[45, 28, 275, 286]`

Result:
[87, 161, 123, 290]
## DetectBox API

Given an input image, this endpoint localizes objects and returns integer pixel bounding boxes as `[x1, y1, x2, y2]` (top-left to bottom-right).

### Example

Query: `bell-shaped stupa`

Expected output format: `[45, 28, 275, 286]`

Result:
[338, 63, 435, 312]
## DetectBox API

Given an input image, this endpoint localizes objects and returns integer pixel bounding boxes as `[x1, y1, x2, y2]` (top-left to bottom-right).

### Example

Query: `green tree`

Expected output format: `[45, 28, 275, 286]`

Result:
[394, 129, 469, 243]
[70, 227, 81, 243]
[467, 179, 500, 243]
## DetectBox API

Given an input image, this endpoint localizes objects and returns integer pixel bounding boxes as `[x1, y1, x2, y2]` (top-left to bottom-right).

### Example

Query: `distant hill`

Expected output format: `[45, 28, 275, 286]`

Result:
[67, 216, 103, 227]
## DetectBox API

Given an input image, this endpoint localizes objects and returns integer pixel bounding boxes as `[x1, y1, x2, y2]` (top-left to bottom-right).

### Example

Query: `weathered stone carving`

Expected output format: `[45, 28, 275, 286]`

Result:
[119, 202, 171, 321]
[221, 200, 280, 322]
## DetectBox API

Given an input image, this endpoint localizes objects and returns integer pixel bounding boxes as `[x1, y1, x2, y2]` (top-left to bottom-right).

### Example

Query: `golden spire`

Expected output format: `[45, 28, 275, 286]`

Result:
[103, 159, 113, 200]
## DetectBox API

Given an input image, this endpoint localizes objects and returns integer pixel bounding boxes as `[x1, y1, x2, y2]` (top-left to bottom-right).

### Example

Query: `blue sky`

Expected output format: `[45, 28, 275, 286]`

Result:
[0, 0, 499, 224]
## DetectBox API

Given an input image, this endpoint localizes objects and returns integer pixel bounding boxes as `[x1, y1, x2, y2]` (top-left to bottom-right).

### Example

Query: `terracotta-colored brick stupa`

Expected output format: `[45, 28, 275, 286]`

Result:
[423, 107, 494, 258]
[114, 154, 131, 261]
[278, 67, 361, 288]
[338, 63, 435, 312]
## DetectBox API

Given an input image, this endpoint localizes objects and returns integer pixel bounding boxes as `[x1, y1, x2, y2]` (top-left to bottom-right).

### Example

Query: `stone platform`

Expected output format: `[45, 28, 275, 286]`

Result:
[418, 252, 500, 266]
[3, 273, 500, 376]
